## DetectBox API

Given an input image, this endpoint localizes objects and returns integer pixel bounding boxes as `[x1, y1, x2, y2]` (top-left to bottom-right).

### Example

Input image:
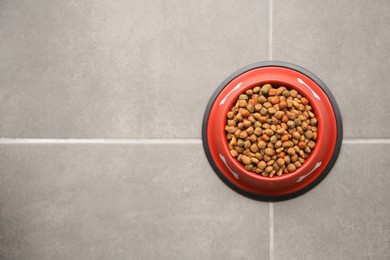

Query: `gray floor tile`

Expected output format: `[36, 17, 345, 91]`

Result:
[0, 0, 268, 138]
[0, 143, 269, 260]
[274, 143, 390, 260]
[273, 0, 390, 138]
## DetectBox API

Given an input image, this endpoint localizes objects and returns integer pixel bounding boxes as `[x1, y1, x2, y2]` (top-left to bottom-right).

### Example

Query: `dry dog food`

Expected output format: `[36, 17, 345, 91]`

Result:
[225, 84, 318, 177]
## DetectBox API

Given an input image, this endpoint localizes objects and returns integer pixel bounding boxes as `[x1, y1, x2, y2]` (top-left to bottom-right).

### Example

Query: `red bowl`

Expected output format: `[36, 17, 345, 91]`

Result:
[202, 61, 343, 201]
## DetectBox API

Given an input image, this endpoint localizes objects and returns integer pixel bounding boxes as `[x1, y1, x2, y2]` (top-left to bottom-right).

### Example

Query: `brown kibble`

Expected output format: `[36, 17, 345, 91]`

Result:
[298, 141, 306, 149]
[255, 104, 262, 111]
[227, 111, 234, 119]
[248, 134, 257, 142]
[225, 126, 237, 133]
[240, 109, 250, 117]
[284, 155, 291, 164]
[265, 166, 273, 174]
[301, 97, 309, 105]
[291, 154, 298, 162]
[287, 163, 296, 172]
[250, 143, 259, 153]
[261, 134, 270, 142]
[230, 150, 238, 157]
[274, 111, 284, 119]
[267, 160, 275, 166]
[243, 120, 251, 128]
[279, 101, 287, 109]
[251, 157, 259, 164]
[276, 158, 285, 167]
[294, 161, 302, 168]
[268, 88, 277, 96]
[270, 96, 280, 104]
[265, 129, 274, 136]
[290, 89, 298, 97]
[265, 148, 275, 156]
[308, 140, 316, 149]
[276, 147, 284, 153]
[281, 134, 289, 142]
[277, 86, 286, 95]
[258, 140, 267, 149]
[242, 155, 251, 165]
[254, 127, 262, 136]
[227, 120, 236, 126]
[271, 117, 279, 125]
[310, 118, 318, 126]
[258, 95, 267, 104]
[292, 132, 301, 140]
[246, 126, 254, 135]
[258, 161, 267, 170]
[287, 147, 296, 155]
[268, 107, 277, 114]
[282, 141, 293, 148]
[238, 100, 247, 107]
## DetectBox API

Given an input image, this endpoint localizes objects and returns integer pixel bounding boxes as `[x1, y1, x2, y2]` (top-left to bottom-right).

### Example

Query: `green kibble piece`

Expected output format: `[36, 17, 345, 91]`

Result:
[253, 86, 261, 93]
[237, 139, 244, 147]
[282, 90, 290, 97]
[273, 163, 280, 171]
[247, 104, 255, 113]
[254, 121, 262, 128]
[244, 140, 251, 149]
[294, 118, 302, 126]
[305, 130, 313, 139]
[239, 94, 248, 100]
[270, 135, 278, 144]
[287, 120, 295, 128]
[261, 84, 271, 95]
[245, 164, 254, 171]
[260, 107, 268, 116]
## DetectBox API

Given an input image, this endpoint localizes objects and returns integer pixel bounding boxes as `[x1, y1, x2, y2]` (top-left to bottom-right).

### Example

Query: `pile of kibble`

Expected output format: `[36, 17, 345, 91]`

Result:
[225, 84, 318, 177]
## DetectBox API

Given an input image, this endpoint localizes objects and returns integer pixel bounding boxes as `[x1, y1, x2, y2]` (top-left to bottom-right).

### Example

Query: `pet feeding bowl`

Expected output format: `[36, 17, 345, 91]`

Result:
[202, 61, 343, 201]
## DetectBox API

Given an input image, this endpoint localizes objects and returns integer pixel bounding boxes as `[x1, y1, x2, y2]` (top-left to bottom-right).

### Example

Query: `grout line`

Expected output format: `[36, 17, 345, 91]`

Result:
[269, 202, 275, 260]
[268, 1, 274, 259]
[0, 138, 203, 144]
[0, 138, 389, 144]
[268, 0, 273, 60]
[342, 139, 390, 144]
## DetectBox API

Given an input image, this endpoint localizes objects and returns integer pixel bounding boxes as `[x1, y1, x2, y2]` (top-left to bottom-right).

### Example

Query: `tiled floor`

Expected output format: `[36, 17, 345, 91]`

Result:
[0, 0, 389, 260]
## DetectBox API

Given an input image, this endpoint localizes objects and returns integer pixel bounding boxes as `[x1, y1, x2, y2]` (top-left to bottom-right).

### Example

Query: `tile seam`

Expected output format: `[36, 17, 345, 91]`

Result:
[268, 0, 273, 61]
[269, 202, 275, 260]
[0, 138, 203, 144]
[0, 138, 389, 144]
[269, 1, 274, 259]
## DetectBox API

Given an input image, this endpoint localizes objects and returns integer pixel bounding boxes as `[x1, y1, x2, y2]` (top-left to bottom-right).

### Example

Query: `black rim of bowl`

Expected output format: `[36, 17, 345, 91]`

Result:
[201, 61, 343, 202]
